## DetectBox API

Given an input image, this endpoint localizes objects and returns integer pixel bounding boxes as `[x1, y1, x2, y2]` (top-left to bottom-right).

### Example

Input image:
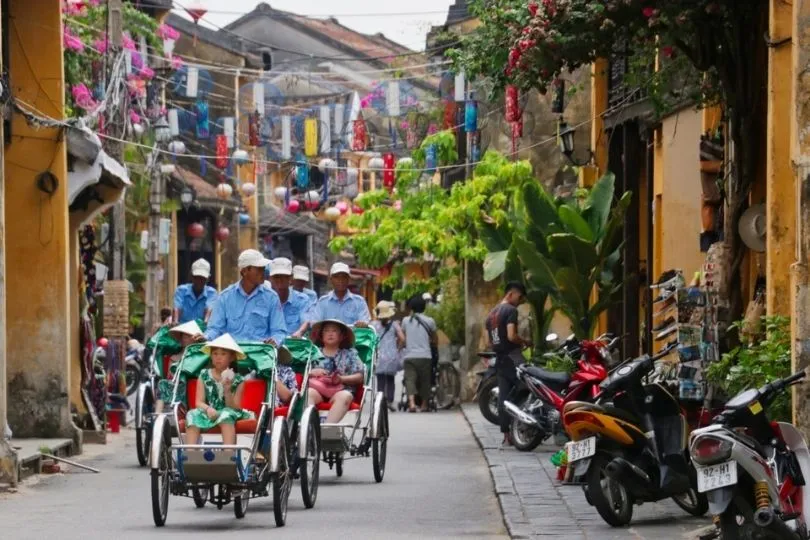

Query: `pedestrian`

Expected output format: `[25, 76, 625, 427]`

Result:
[303, 262, 371, 330]
[371, 301, 404, 411]
[173, 258, 217, 324]
[265, 257, 313, 337]
[292, 265, 318, 303]
[485, 281, 531, 446]
[401, 294, 437, 413]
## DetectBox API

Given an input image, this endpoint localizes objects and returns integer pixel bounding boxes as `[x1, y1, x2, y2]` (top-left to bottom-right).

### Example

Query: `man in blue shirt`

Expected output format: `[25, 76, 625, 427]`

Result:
[265, 257, 312, 337]
[202, 249, 287, 345]
[304, 262, 371, 329]
[292, 265, 318, 303]
[173, 258, 217, 324]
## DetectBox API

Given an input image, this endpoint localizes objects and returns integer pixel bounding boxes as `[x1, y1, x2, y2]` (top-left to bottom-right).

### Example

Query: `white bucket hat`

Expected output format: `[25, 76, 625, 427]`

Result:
[238, 249, 272, 270]
[191, 258, 211, 278]
[292, 265, 310, 281]
[375, 301, 396, 319]
[169, 320, 203, 337]
[202, 333, 246, 360]
[269, 257, 293, 276]
[329, 262, 351, 276]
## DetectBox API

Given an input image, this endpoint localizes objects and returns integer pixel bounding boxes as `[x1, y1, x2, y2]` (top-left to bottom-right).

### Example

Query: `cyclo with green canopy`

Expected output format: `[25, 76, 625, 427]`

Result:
[148, 340, 320, 528]
[318, 326, 390, 483]
[135, 322, 205, 467]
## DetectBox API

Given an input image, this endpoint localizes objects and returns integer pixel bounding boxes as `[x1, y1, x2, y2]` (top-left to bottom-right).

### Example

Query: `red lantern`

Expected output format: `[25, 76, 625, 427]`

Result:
[248, 111, 261, 146]
[214, 226, 230, 242]
[505, 85, 521, 123]
[443, 102, 457, 130]
[383, 152, 395, 190]
[215, 135, 228, 169]
[97, 337, 109, 348]
[352, 119, 367, 151]
[287, 199, 301, 213]
[187, 222, 205, 239]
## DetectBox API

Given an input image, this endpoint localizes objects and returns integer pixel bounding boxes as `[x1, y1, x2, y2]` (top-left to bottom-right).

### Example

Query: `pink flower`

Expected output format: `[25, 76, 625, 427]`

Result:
[360, 97, 371, 108]
[87, 0, 101, 6]
[399, 120, 410, 130]
[170, 55, 183, 70]
[121, 33, 136, 51]
[131, 51, 144, 70]
[93, 37, 108, 54]
[130, 110, 141, 124]
[139, 66, 155, 79]
[156, 24, 180, 41]
[63, 27, 84, 52]
[62, 0, 85, 16]
[71, 84, 97, 111]
[642, 7, 655, 18]
[661, 45, 675, 58]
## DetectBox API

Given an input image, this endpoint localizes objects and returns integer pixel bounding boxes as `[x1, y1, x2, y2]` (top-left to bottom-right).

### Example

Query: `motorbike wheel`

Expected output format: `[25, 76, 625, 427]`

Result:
[477, 376, 500, 425]
[717, 495, 755, 540]
[125, 363, 141, 396]
[587, 453, 634, 527]
[509, 395, 547, 452]
[671, 465, 708, 517]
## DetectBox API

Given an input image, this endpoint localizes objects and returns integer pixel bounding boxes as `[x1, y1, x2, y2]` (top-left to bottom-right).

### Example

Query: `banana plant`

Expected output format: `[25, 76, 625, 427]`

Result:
[482, 172, 631, 339]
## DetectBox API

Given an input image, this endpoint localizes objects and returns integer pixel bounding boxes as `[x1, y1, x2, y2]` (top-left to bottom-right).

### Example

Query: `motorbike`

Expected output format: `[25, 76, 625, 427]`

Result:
[562, 342, 708, 527]
[474, 351, 500, 425]
[689, 370, 810, 540]
[125, 339, 145, 396]
[504, 333, 619, 451]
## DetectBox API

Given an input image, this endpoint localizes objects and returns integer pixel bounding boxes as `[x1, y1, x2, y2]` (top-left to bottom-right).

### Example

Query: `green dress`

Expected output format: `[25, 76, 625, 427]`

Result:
[185, 369, 255, 430]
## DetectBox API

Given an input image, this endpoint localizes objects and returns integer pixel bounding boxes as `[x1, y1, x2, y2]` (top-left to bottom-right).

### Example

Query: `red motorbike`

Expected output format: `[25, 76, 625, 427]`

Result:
[504, 333, 620, 451]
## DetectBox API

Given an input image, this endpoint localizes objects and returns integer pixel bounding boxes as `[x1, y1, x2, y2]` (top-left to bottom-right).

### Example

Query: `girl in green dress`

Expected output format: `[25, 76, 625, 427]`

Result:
[185, 334, 255, 445]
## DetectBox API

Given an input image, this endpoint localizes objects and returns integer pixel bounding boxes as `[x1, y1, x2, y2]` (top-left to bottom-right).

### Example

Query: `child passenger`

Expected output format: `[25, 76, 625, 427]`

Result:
[155, 320, 202, 414]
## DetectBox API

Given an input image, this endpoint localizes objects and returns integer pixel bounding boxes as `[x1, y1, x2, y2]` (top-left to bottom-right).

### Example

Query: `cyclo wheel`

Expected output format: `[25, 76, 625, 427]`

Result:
[150, 421, 171, 527]
[372, 403, 389, 483]
[136, 386, 153, 467]
[272, 417, 292, 527]
[335, 453, 343, 477]
[234, 491, 249, 518]
[299, 407, 320, 509]
[191, 487, 207, 508]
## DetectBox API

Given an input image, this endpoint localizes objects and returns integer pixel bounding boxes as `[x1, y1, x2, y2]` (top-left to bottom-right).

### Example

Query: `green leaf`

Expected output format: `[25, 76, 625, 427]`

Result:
[582, 172, 616, 238]
[514, 235, 559, 291]
[504, 243, 524, 285]
[558, 204, 594, 241]
[547, 233, 598, 278]
[555, 267, 589, 320]
[478, 222, 512, 252]
[522, 182, 560, 234]
[483, 250, 508, 281]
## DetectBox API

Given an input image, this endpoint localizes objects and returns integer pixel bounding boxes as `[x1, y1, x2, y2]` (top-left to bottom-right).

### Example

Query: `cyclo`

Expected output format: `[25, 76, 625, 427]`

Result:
[148, 340, 321, 527]
[318, 326, 390, 483]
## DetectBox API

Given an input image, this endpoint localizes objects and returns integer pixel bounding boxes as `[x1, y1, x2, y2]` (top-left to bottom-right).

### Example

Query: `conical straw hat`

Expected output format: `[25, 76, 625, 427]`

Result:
[169, 320, 202, 337]
[202, 333, 246, 360]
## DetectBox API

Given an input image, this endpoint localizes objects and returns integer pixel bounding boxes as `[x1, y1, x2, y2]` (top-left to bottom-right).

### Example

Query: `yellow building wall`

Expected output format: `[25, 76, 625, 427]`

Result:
[5, 0, 77, 438]
[655, 110, 705, 278]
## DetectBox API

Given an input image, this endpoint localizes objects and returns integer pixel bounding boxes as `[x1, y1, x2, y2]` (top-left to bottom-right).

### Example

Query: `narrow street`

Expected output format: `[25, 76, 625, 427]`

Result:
[0, 410, 506, 540]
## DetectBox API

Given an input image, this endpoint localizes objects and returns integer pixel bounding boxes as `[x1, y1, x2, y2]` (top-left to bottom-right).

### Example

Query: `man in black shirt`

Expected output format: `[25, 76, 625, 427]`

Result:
[485, 281, 531, 445]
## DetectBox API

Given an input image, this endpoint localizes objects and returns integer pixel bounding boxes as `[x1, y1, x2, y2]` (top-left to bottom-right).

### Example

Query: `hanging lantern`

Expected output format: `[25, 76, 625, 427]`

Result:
[443, 101, 457, 130]
[397, 157, 414, 168]
[304, 190, 320, 210]
[336, 201, 349, 215]
[324, 206, 341, 222]
[186, 222, 205, 239]
[215, 135, 228, 169]
[238, 213, 250, 225]
[425, 144, 438, 173]
[168, 140, 186, 155]
[318, 158, 337, 174]
[295, 157, 310, 189]
[382, 152, 395, 190]
[346, 167, 359, 184]
[184, 3, 207, 47]
[215, 225, 230, 242]
[505, 85, 521, 123]
[352, 118, 367, 151]
[465, 100, 478, 133]
[241, 182, 256, 197]
[248, 111, 261, 146]
[195, 99, 210, 139]
[274, 186, 288, 200]
[471, 131, 481, 163]
[344, 182, 358, 200]
[216, 182, 233, 199]
[286, 199, 301, 213]
[304, 117, 318, 157]
[232, 149, 250, 166]
[368, 156, 385, 171]
[352, 204, 364, 215]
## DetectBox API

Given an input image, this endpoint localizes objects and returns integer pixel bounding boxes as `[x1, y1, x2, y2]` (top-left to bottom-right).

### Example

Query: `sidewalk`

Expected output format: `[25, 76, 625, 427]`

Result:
[462, 404, 713, 540]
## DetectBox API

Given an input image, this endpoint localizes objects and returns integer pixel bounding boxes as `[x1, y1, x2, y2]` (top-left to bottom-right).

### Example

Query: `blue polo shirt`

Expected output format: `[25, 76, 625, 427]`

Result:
[265, 283, 313, 333]
[300, 287, 318, 303]
[173, 283, 218, 323]
[305, 290, 371, 326]
[204, 281, 288, 344]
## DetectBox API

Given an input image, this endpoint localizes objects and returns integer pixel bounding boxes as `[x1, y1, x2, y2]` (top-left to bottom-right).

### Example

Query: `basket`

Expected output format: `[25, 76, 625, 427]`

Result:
[103, 280, 130, 337]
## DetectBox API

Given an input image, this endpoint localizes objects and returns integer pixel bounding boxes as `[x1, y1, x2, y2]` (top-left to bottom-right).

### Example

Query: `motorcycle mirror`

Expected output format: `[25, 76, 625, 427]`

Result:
[545, 333, 558, 343]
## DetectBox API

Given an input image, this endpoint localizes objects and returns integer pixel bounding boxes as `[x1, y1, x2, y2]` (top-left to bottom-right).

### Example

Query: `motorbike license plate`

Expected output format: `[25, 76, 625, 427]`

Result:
[696, 460, 738, 493]
[567, 437, 596, 462]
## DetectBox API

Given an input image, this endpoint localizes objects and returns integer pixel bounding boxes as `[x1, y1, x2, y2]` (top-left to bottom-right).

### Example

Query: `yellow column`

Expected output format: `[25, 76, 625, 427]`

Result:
[5, 0, 76, 439]
[766, 0, 795, 316]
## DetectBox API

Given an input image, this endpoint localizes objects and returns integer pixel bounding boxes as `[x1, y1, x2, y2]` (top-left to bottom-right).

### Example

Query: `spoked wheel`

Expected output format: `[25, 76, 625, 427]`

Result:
[671, 465, 708, 517]
[191, 487, 207, 508]
[587, 454, 633, 527]
[372, 406, 389, 483]
[272, 418, 292, 527]
[509, 395, 546, 452]
[150, 422, 171, 527]
[299, 408, 320, 509]
[435, 363, 460, 410]
[233, 491, 249, 518]
[135, 387, 153, 467]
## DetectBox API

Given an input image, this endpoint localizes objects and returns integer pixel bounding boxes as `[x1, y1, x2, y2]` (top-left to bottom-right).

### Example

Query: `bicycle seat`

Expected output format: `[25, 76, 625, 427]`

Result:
[524, 366, 571, 388]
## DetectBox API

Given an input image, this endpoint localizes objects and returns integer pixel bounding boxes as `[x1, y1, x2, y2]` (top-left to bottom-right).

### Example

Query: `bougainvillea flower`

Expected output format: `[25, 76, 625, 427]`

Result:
[130, 110, 141, 124]
[72, 84, 97, 111]
[63, 27, 85, 53]
[139, 66, 155, 79]
[157, 24, 180, 40]
[62, 0, 86, 16]
[642, 7, 655, 18]
[170, 55, 183, 70]
[93, 37, 108, 54]
[121, 33, 136, 50]
[131, 51, 144, 70]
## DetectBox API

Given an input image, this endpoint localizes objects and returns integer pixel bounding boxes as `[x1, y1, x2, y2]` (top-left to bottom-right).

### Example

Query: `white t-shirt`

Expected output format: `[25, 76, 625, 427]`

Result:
[401, 314, 436, 360]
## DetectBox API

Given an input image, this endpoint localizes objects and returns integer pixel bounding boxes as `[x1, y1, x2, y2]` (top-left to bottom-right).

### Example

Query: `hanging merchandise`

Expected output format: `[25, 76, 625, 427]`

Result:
[465, 100, 478, 133]
[185, 66, 199, 98]
[505, 85, 520, 123]
[238, 213, 250, 225]
[304, 117, 318, 157]
[80, 225, 98, 310]
[252, 81, 265, 115]
[241, 182, 256, 197]
[352, 118, 367, 151]
[406, 123, 418, 150]
[223, 117, 235, 148]
[511, 120, 523, 155]
[215, 135, 228, 169]
[334, 103, 345, 142]
[295, 153, 310, 189]
[194, 99, 209, 139]
[200, 158, 207, 176]
[388, 118, 398, 149]
[336, 201, 349, 215]
[215, 226, 230, 242]
[287, 199, 301, 213]
[471, 131, 481, 163]
[168, 109, 180, 136]
[425, 144, 437, 174]
[248, 111, 261, 147]
[324, 206, 341, 221]
[387, 81, 401, 117]
[216, 182, 233, 199]
[454, 71, 466, 102]
[232, 149, 250, 166]
[443, 102, 457, 130]
[281, 115, 292, 160]
[187, 222, 205, 238]
[274, 186, 287, 200]
[320, 105, 331, 154]
[383, 152, 395, 190]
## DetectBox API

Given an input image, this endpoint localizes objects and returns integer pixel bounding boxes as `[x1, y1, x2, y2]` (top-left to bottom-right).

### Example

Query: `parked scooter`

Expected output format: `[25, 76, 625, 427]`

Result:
[689, 370, 810, 540]
[504, 333, 619, 451]
[562, 343, 708, 527]
[474, 351, 500, 425]
[125, 338, 145, 396]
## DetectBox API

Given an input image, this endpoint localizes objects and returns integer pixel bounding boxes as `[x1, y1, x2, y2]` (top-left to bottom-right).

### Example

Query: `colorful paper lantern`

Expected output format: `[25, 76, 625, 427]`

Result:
[318, 158, 337, 173]
[397, 157, 414, 168]
[295, 155, 310, 189]
[168, 140, 186, 155]
[195, 99, 209, 139]
[187, 222, 205, 239]
[464, 100, 478, 133]
[248, 111, 261, 146]
[305, 190, 320, 210]
[344, 183, 358, 200]
[238, 213, 250, 225]
[216, 182, 233, 199]
[304, 117, 318, 157]
[382, 152, 395, 190]
[425, 144, 437, 173]
[505, 85, 521, 123]
[336, 201, 349, 215]
[368, 156, 385, 170]
[324, 206, 341, 221]
[352, 119, 367, 151]
[274, 186, 288, 200]
[287, 199, 300, 213]
[241, 182, 256, 197]
[232, 149, 250, 166]
[215, 135, 228, 169]
[215, 225, 230, 242]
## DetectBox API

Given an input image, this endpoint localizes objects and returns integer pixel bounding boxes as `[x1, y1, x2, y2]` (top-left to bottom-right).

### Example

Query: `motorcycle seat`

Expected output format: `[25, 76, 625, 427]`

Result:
[524, 366, 571, 387]
[600, 404, 642, 426]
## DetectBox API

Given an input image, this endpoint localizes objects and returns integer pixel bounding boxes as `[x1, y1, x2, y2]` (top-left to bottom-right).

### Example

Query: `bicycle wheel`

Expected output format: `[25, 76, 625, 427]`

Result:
[435, 364, 460, 410]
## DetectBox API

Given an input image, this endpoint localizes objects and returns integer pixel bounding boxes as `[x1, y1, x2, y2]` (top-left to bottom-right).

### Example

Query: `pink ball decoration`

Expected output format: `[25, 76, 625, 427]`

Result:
[214, 226, 230, 242]
[287, 199, 301, 213]
[186, 222, 205, 239]
[97, 337, 109, 348]
[336, 201, 349, 215]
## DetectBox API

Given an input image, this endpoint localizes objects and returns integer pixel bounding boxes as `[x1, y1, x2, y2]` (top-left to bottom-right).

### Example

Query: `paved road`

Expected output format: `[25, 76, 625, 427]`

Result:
[0, 410, 507, 540]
